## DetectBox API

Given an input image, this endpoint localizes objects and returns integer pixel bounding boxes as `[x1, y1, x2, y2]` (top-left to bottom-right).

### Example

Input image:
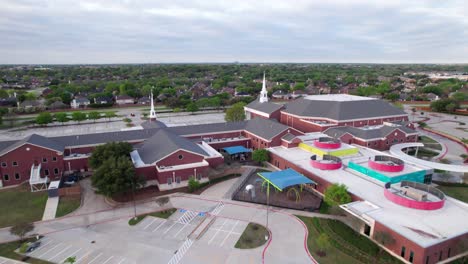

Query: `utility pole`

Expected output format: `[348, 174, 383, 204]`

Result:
[266, 182, 270, 241]
[132, 180, 137, 219]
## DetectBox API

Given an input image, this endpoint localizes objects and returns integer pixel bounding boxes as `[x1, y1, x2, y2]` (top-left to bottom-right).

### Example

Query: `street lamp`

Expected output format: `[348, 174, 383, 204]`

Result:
[131, 180, 137, 220]
[265, 181, 270, 241]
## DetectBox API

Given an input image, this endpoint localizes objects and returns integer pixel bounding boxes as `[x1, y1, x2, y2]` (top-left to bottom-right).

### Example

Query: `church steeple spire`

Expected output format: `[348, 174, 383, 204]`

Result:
[149, 89, 157, 121]
[259, 72, 268, 103]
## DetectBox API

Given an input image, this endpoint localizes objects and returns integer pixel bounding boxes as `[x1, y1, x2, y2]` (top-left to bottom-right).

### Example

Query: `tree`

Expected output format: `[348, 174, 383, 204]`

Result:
[186, 102, 199, 113]
[36, 112, 53, 125]
[91, 156, 145, 197]
[225, 102, 246, 122]
[324, 183, 352, 206]
[451, 92, 467, 102]
[88, 111, 101, 122]
[89, 142, 133, 169]
[385, 93, 399, 101]
[0, 90, 8, 98]
[105, 111, 117, 121]
[155, 196, 170, 212]
[252, 149, 269, 165]
[64, 256, 76, 264]
[54, 112, 69, 125]
[10, 222, 34, 242]
[316, 233, 331, 252]
[188, 177, 201, 192]
[71, 111, 87, 124]
[374, 231, 396, 246]
[445, 103, 457, 113]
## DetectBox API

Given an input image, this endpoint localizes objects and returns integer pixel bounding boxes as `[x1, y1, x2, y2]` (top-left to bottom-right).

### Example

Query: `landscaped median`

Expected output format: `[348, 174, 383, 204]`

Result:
[0, 237, 52, 264]
[234, 223, 269, 249]
[296, 216, 403, 264]
[128, 208, 177, 226]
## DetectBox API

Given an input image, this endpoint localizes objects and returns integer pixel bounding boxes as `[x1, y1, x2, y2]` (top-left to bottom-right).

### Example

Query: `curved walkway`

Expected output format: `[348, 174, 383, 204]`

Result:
[390, 143, 468, 172]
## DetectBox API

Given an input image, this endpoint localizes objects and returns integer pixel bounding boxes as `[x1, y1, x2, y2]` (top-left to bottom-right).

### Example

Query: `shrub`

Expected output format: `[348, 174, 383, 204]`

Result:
[188, 177, 201, 192]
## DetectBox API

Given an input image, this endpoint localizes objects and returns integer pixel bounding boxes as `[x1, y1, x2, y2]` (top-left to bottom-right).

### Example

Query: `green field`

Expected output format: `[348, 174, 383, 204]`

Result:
[435, 182, 468, 203]
[0, 185, 48, 228]
[297, 216, 402, 264]
[55, 196, 81, 218]
[234, 223, 269, 249]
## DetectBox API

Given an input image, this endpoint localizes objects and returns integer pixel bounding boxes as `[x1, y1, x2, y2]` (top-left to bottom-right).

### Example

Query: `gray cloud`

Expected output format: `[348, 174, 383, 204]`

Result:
[0, 0, 467, 64]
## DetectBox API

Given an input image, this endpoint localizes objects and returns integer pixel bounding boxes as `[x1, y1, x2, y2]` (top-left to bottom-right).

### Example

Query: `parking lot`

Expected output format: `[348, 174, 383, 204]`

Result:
[25, 208, 248, 264]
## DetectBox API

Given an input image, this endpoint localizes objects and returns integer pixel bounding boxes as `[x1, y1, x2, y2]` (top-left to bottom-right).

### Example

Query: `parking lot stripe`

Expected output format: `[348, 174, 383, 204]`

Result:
[173, 213, 198, 238]
[143, 218, 156, 230]
[38, 243, 62, 258]
[221, 220, 239, 246]
[88, 252, 103, 264]
[117, 257, 126, 264]
[208, 219, 228, 245]
[59, 248, 82, 263]
[29, 239, 54, 256]
[48, 245, 72, 261]
[102, 256, 114, 264]
[74, 250, 92, 263]
[152, 220, 167, 233]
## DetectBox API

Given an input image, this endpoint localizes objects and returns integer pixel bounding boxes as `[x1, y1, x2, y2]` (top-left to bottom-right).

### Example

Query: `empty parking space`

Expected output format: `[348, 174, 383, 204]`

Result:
[198, 218, 248, 248]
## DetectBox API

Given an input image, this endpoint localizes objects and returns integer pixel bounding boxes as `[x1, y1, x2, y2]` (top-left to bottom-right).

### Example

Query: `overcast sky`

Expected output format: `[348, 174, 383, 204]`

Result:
[1, 0, 467, 64]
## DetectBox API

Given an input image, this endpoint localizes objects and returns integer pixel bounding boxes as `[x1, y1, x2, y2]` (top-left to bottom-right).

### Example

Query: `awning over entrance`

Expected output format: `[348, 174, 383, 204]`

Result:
[257, 168, 316, 191]
[223, 146, 252, 155]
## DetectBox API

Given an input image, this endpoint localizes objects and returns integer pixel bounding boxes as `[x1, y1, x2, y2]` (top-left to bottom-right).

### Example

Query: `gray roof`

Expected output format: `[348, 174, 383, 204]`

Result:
[137, 129, 207, 164]
[283, 98, 406, 121]
[245, 100, 284, 115]
[51, 129, 159, 147]
[141, 120, 167, 130]
[0, 134, 64, 156]
[281, 133, 296, 142]
[244, 117, 289, 140]
[167, 121, 247, 136]
[324, 125, 417, 141]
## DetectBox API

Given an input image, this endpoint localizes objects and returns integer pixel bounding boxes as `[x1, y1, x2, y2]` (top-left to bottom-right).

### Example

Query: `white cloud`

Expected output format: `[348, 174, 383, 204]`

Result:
[0, 0, 467, 63]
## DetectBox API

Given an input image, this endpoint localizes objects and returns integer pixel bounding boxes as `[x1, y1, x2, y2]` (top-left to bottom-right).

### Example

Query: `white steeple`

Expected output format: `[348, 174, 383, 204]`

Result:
[149, 89, 157, 120]
[259, 72, 268, 103]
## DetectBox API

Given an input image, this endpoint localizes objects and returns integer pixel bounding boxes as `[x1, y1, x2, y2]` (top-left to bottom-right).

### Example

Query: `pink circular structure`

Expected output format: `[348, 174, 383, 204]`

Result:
[313, 137, 341, 149]
[384, 181, 445, 210]
[310, 155, 342, 170]
[368, 155, 404, 172]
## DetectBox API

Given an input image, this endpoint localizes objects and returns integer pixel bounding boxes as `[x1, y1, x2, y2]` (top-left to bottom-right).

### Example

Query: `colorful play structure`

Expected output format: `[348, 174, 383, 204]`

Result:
[299, 138, 359, 157]
[257, 168, 316, 202]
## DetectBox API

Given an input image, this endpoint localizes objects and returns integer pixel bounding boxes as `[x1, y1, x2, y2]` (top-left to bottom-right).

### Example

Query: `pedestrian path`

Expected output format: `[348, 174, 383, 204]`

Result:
[42, 197, 59, 220]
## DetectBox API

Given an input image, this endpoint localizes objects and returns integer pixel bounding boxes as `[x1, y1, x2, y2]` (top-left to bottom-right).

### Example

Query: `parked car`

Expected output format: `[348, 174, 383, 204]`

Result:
[26, 241, 41, 252]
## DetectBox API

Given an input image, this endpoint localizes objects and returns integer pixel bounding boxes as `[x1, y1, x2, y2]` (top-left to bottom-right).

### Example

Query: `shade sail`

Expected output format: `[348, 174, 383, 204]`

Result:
[258, 168, 316, 191]
[223, 146, 252, 155]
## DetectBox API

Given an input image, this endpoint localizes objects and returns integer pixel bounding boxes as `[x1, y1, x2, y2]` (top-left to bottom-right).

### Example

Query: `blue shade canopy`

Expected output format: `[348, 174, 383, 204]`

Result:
[223, 146, 252, 155]
[258, 168, 316, 191]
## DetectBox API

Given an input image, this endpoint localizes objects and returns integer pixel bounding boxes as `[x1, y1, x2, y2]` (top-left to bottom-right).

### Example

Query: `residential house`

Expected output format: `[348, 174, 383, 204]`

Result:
[71, 97, 90, 109]
[115, 95, 134, 105]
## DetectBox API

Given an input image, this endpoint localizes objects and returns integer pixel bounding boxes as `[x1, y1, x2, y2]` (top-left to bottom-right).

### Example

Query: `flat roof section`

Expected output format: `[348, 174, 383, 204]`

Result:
[268, 145, 468, 248]
[303, 94, 375, 102]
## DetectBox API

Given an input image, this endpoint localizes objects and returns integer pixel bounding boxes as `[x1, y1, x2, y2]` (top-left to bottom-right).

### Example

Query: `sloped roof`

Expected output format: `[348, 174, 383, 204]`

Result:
[281, 133, 297, 142]
[167, 121, 247, 135]
[245, 100, 284, 115]
[137, 129, 207, 164]
[283, 95, 406, 121]
[52, 129, 159, 147]
[0, 134, 64, 156]
[244, 117, 289, 140]
[324, 125, 417, 141]
[140, 120, 167, 129]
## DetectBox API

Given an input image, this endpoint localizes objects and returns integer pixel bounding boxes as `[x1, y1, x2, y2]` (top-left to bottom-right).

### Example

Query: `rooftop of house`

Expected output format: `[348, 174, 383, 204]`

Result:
[245, 100, 284, 115]
[268, 144, 468, 248]
[324, 124, 417, 141]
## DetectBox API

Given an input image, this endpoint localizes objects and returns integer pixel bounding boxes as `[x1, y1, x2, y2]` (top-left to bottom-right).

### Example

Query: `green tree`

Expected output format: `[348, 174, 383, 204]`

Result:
[316, 233, 331, 252]
[252, 149, 269, 165]
[71, 111, 87, 124]
[0, 90, 8, 98]
[89, 142, 133, 169]
[54, 112, 69, 125]
[105, 111, 117, 121]
[225, 102, 246, 122]
[445, 103, 457, 113]
[186, 102, 199, 113]
[385, 93, 399, 101]
[451, 92, 467, 102]
[10, 222, 34, 242]
[188, 177, 201, 192]
[36, 112, 53, 125]
[324, 183, 352, 206]
[88, 111, 101, 122]
[91, 156, 145, 197]
[64, 256, 76, 264]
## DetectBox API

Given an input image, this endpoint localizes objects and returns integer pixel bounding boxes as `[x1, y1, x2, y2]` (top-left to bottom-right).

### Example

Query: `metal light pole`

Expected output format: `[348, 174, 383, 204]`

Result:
[132, 180, 137, 219]
[265, 182, 270, 241]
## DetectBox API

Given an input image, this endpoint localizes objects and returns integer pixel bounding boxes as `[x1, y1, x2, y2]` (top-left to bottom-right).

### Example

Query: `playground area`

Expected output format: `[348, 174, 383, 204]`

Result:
[233, 169, 322, 211]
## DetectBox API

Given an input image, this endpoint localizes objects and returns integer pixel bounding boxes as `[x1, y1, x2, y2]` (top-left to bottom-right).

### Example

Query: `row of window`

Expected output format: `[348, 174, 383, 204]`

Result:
[1, 157, 58, 168]
[3, 168, 59, 181]
[401, 246, 452, 263]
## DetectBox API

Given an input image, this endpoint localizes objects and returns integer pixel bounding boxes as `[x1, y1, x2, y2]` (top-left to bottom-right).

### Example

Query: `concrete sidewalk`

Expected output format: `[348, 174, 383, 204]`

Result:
[42, 197, 59, 221]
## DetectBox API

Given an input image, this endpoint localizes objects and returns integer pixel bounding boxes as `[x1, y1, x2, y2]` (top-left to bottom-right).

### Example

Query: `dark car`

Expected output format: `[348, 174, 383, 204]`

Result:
[26, 241, 41, 252]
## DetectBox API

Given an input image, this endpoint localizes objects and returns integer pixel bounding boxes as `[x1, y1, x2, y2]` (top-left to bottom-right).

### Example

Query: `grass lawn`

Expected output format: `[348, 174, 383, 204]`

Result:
[419, 136, 442, 151]
[435, 182, 468, 203]
[0, 185, 48, 228]
[234, 223, 269, 249]
[407, 147, 439, 159]
[55, 196, 81, 218]
[296, 216, 403, 264]
[0, 238, 52, 264]
[128, 208, 177, 226]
